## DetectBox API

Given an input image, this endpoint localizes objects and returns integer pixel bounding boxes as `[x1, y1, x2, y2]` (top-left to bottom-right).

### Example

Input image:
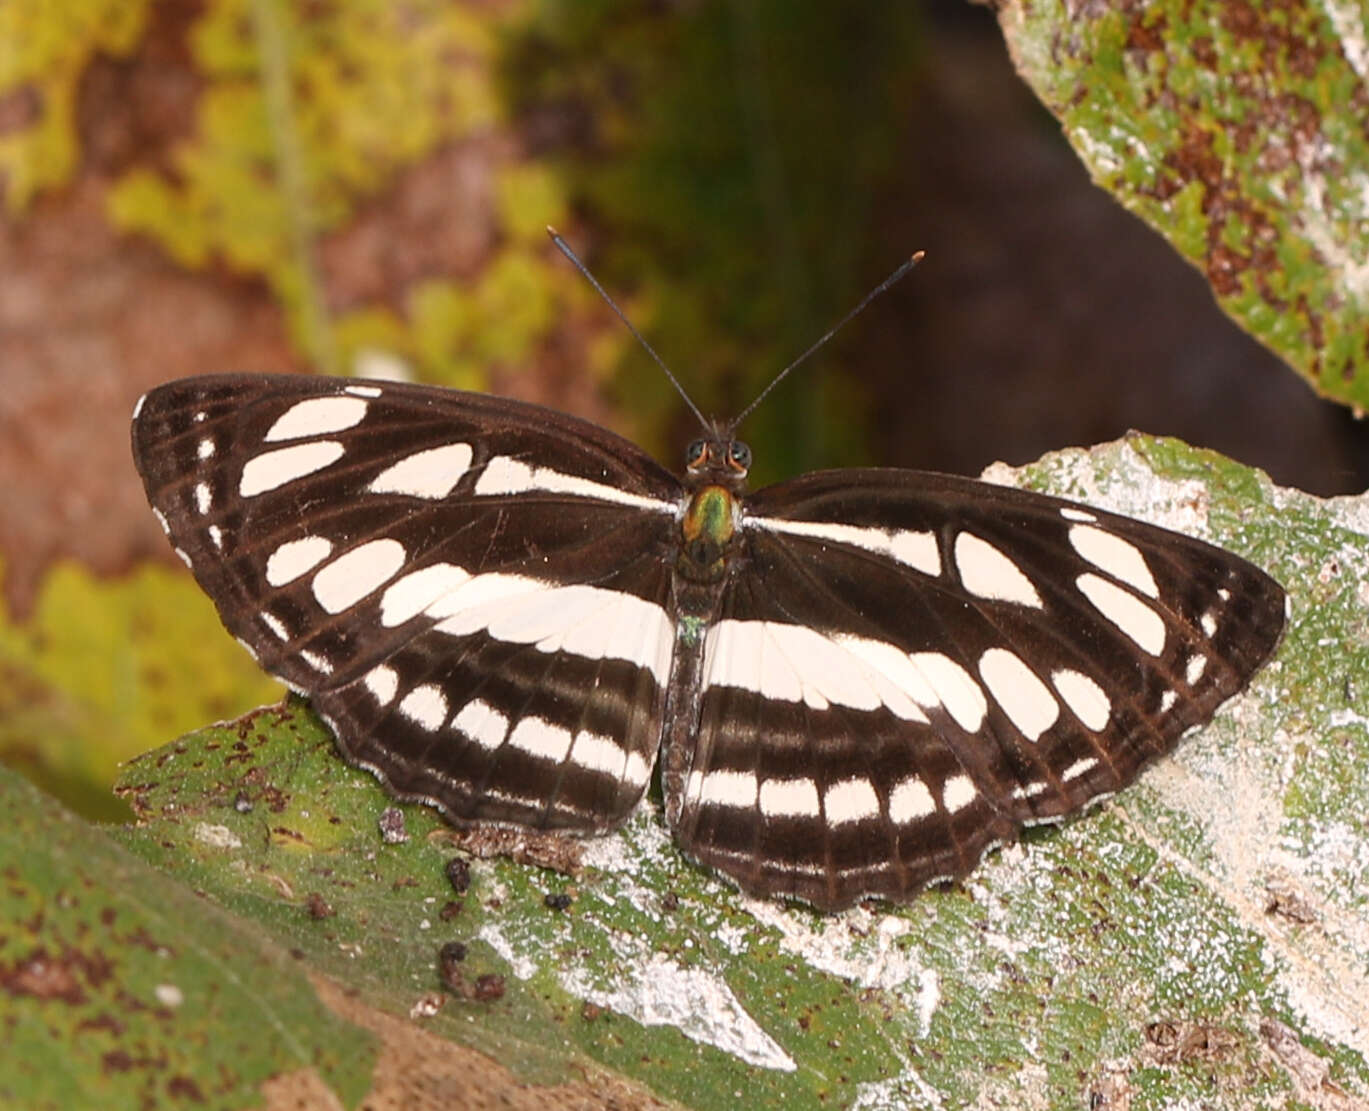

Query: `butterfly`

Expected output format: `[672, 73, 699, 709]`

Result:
[130, 355, 1286, 910]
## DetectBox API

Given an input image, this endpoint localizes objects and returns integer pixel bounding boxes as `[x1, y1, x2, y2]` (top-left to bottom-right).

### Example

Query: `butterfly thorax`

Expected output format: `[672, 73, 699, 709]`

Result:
[677, 433, 750, 583]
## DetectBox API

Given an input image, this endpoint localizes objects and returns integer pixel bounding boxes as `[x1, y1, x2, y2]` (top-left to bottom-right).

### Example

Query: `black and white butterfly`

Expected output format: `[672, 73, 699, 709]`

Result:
[131, 366, 1285, 910]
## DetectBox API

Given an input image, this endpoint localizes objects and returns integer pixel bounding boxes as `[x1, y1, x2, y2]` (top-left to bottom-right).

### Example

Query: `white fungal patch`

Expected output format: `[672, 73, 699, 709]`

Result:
[265, 536, 334, 587]
[954, 532, 1043, 608]
[311, 538, 407, 614]
[1068, 524, 1159, 598]
[264, 396, 368, 442]
[239, 441, 345, 496]
[1077, 573, 1166, 656]
[368, 443, 473, 499]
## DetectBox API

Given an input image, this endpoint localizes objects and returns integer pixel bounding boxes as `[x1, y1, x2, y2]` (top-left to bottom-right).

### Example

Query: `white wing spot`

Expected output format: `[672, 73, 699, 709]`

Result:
[264, 396, 368, 442]
[193, 411, 207, 423]
[431, 575, 674, 684]
[380, 563, 471, 627]
[567, 731, 628, 779]
[698, 770, 758, 810]
[344, 384, 382, 398]
[624, 751, 651, 789]
[1185, 654, 1207, 684]
[1060, 506, 1097, 523]
[1011, 780, 1048, 800]
[1077, 573, 1166, 655]
[889, 777, 936, 824]
[197, 438, 216, 460]
[942, 774, 977, 813]
[1068, 524, 1159, 598]
[208, 525, 224, 550]
[398, 684, 448, 731]
[758, 777, 821, 819]
[312, 538, 407, 614]
[194, 482, 212, 515]
[266, 536, 334, 587]
[954, 532, 1043, 608]
[979, 648, 1059, 741]
[368, 443, 473, 499]
[910, 652, 988, 732]
[240, 441, 345, 496]
[825, 778, 881, 825]
[1160, 690, 1179, 713]
[474, 455, 674, 513]
[260, 612, 289, 641]
[364, 665, 398, 705]
[750, 518, 940, 576]
[453, 699, 509, 751]
[153, 508, 170, 535]
[1201, 611, 1218, 637]
[507, 716, 574, 764]
[132, 393, 147, 420]
[1061, 756, 1098, 782]
[1050, 669, 1111, 731]
[703, 621, 939, 722]
[299, 649, 333, 675]
[175, 547, 193, 569]
[1217, 587, 1231, 602]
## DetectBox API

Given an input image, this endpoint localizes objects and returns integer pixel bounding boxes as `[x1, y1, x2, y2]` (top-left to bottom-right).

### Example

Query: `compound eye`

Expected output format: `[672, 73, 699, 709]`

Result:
[686, 439, 708, 469]
[728, 441, 752, 471]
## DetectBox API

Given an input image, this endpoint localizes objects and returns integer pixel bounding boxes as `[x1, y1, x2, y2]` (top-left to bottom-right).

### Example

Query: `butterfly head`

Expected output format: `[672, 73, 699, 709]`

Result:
[685, 432, 751, 490]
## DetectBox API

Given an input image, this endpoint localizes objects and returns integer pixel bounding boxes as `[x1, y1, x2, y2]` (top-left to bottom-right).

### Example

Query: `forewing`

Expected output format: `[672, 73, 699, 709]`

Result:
[132, 374, 682, 832]
[669, 468, 1285, 909]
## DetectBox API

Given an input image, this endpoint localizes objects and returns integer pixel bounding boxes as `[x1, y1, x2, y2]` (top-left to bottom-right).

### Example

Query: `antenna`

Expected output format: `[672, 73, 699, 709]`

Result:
[547, 227, 712, 434]
[731, 250, 924, 431]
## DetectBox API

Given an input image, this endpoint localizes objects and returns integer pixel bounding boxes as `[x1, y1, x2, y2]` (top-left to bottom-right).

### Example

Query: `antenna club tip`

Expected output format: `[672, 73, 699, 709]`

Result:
[546, 224, 561, 239]
[910, 249, 926, 263]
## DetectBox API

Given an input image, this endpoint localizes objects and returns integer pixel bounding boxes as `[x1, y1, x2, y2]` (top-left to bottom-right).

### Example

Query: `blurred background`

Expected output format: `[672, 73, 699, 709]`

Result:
[1, 0, 1364, 819]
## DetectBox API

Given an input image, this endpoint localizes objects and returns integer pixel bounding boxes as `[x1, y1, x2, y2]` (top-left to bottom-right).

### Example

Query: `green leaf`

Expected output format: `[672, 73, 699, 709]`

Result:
[1000, 2, 1369, 408]
[110, 438, 1369, 1109]
[0, 761, 375, 1111]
